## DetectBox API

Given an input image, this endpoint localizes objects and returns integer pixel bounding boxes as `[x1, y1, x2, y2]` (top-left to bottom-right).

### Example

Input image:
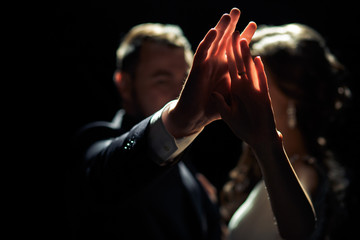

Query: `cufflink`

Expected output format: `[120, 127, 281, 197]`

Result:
[123, 136, 136, 151]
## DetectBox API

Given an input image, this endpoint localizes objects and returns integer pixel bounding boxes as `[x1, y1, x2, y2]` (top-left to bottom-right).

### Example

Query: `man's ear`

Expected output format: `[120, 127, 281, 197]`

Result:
[114, 70, 132, 101]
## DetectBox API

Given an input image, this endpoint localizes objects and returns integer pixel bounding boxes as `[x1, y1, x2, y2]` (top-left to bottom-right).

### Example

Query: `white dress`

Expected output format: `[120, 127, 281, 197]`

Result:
[227, 180, 283, 240]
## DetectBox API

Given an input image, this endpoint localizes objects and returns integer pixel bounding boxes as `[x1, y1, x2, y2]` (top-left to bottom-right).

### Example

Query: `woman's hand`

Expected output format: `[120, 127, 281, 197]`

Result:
[213, 33, 279, 149]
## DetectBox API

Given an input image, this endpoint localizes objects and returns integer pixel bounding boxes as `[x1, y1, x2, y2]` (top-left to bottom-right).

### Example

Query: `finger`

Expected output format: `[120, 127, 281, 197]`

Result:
[232, 31, 246, 75]
[254, 56, 269, 94]
[235, 22, 257, 74]
[240, 39, 260, 91]
[209, 14, 231, 55]
[193, 29, 217, 64]
[240, 21, 257, 43]
[217, 8, 241, 54]
[229, 8, 241, 31]
[226, 33, 238, 84]
[212, 91, 231, 120]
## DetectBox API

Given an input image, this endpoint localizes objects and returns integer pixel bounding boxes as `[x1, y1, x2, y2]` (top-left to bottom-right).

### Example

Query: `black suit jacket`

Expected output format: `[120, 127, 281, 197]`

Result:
[72, 110, 222, 240]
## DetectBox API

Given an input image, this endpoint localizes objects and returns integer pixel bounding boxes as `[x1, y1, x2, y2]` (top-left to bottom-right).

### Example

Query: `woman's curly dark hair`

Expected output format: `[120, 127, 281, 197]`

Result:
[250, 23, 352, 159]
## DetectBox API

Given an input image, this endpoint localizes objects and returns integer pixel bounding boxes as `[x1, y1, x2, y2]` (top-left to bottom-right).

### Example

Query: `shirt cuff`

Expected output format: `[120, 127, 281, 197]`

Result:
[149, 100, 202, 166]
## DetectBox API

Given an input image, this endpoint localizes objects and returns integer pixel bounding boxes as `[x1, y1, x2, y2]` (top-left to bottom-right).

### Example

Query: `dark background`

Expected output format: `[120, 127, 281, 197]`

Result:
[41, 0, 359, 238]
[50, 0, 359, 132]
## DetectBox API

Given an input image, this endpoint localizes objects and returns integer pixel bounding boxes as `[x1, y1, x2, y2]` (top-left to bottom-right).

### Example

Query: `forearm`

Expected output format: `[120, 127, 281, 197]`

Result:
[252, 135, 316, 239]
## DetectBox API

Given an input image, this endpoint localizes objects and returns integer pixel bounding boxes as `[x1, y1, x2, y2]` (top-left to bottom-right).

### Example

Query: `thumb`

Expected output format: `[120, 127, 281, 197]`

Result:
[212, 91, 231, 120]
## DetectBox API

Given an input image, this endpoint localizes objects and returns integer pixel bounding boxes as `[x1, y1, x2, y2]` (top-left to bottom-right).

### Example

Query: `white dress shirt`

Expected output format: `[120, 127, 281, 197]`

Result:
[148, 100, 202, 166]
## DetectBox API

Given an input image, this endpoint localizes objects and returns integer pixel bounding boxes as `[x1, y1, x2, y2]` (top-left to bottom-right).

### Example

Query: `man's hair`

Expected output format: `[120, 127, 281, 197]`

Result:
[116, 23, 193, 76]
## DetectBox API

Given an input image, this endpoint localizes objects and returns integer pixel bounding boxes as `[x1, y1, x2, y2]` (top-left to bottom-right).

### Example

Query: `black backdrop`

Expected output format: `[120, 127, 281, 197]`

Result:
[42, 0, 359, 238]
[51, 0, 359, 133]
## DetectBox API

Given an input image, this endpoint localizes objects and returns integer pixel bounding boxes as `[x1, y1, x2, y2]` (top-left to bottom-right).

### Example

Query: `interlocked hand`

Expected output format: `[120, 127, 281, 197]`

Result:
[214, 34, 279, 148]
[166, 8, 257, 138]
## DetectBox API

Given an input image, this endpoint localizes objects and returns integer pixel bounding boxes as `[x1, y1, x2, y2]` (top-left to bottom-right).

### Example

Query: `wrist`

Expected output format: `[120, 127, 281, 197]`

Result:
[251, 130, 284, 161]
[162, 100, 204, 138]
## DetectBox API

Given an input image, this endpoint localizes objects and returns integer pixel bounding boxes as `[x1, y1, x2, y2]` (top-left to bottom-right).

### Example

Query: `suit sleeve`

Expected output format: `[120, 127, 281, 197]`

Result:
[79, 116, 177, 202]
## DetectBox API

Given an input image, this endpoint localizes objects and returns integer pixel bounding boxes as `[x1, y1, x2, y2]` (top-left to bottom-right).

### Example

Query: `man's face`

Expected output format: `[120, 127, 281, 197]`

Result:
[132, 41, 190, 117]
